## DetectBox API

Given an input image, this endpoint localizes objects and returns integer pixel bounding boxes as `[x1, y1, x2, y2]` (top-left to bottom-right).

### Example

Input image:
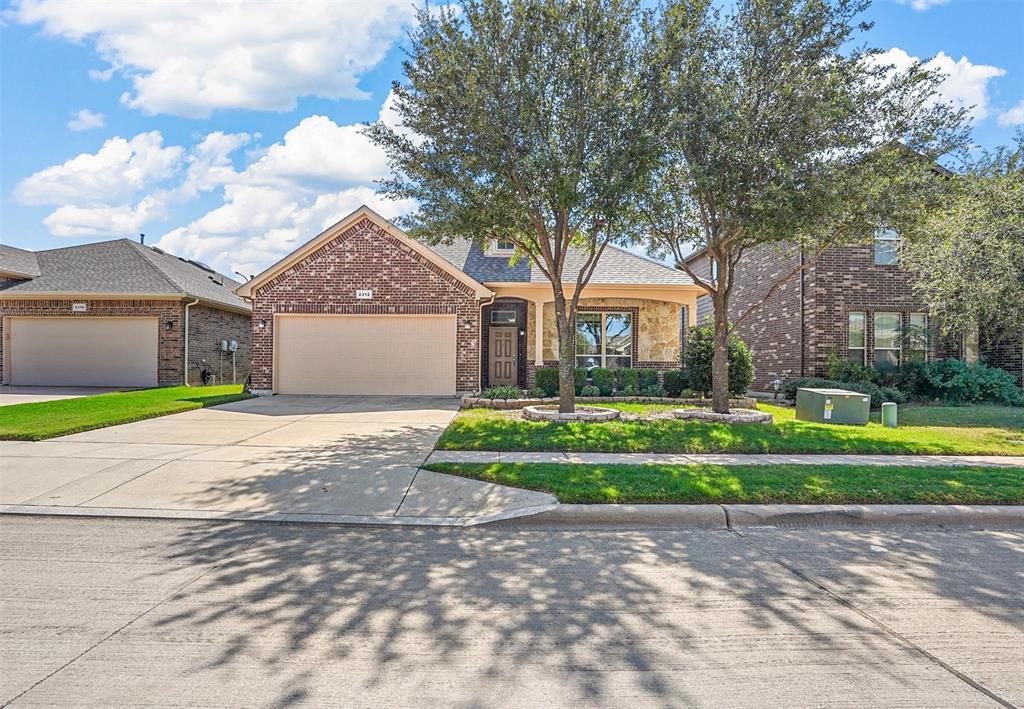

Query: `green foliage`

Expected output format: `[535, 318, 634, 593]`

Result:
[642, 384, 668, 397]
[921, 360, 1022, 406]
[481, 385, 523, 400]
[784, 378, 905, 409]
[534, 368, 559, 396]
[574, 368, 589, 395]
[637, 369, 660, 389]
[825, 348, 876, 384]
[590, 368, 615, 396]
[527, 386, 548, 399]
[662, 369, 689, 397]
[581, 385, 602, 397]
[619, 385, 639, 396]
[616, 368, 639, 390]
[684, 325, 755, 396]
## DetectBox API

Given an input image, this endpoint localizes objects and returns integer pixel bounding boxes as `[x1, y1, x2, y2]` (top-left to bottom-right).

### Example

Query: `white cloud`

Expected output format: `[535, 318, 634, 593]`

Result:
[42, 196, 166, 238]
[67, 108, 106, 131]
[998, 100, 1024, 127]
[894, 0, 949, 10]
[875, 48, 1006, 122]
[10, 0, 416, 118]
[15, 132, 182, 206]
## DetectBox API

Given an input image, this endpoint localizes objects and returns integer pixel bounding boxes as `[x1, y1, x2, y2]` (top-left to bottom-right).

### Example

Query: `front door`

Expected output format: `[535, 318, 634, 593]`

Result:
[488, 327, 518, 386]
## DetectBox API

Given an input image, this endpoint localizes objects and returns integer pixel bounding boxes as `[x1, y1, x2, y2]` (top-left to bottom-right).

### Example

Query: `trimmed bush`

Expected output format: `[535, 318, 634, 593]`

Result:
[534, 367, 559, 396]
[684, 325, 755, 397]
[591, 367, 615, 396]
[641, 384, 667, 397]
[783, 377, 905, 408]
[481, 384, 521, 399]
[825, 348, 876, 384]
[662, 369, 689, 397]
[923, 359, 1022, 406]
[527, 386, 547, 399]
[619, 385, 639, 396]
[638, 368, 660, 389]
[581, 384, 601, 397]
[574, 367, 588, 395]
[616, 368, 639, 391]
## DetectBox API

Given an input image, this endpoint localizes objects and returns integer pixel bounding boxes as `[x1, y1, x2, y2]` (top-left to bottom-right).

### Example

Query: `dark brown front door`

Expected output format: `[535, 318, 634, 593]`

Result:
[489, 327, 517, 386]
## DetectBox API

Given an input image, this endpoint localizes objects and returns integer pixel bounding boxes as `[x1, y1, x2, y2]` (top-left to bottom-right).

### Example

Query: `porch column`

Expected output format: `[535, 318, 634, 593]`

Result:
[533, 300, 544, 365]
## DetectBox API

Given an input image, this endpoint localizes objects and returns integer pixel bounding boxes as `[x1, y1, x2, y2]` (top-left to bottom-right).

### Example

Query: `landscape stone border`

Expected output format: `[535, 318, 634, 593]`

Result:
[673, 408, 773, 424]
[462, 395, 758, 410]
[522, 405, 622, 422]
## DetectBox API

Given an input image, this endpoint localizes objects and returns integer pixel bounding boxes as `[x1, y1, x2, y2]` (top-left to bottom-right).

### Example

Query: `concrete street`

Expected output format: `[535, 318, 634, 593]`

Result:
[2, 515, 1021, 707]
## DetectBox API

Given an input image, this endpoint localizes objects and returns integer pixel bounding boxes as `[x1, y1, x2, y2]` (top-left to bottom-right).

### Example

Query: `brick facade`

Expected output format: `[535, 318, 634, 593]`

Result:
[185, 304, 252, 386]
[249, 217, 481, 393]
[981, 329, 1024, 389]
[0, 297, 251, 387]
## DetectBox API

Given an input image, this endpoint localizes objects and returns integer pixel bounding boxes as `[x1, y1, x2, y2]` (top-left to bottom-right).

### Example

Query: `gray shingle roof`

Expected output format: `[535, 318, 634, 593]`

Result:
[427, 239, 693, 285]
[0, 244, 41, 278]
[0, 239, 250, 311]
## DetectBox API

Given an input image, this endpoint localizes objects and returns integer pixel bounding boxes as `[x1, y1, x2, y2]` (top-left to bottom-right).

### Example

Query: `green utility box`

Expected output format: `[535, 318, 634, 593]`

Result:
[795, 388, 871, 425]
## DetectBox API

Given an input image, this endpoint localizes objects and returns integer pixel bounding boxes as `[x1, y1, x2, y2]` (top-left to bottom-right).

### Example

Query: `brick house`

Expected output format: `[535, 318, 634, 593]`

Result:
[236, 206, 703, 396]
[0, 240, 251, 387]
[688, 234, 1023, 390]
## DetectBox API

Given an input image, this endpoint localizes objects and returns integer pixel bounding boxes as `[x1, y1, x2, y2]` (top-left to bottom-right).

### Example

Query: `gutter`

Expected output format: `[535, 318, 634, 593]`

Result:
[799, 247, 805, 378]
[477, 292, 496, 392]
[183, 297, 199, 386]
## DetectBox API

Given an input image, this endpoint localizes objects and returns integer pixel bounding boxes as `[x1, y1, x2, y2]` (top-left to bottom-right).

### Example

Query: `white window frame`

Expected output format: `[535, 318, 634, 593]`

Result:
[874, 228, 900, 265]
[874, 311, 902, 369]
[848, 311, 866, 365]
[488, 239, 516, 256]
[490, 308, 518, 325]
[574, 311, 633, 369]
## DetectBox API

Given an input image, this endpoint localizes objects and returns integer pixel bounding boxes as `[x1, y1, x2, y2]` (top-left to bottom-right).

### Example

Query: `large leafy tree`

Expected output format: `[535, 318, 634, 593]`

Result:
[901, 136, 1024, 352]
[640, 0, 968, 412]
[366, 0, 666, 412]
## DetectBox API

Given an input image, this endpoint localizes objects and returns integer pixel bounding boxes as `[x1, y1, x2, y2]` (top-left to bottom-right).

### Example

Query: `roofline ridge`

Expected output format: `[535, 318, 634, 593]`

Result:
[605, 243, 679, 273]
[126, 239, 186, 295]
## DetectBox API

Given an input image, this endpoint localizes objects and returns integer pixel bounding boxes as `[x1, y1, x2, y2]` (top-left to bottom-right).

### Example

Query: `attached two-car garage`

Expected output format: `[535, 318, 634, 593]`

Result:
[5, 317, 159, 387]
[274, 315, 457, 396]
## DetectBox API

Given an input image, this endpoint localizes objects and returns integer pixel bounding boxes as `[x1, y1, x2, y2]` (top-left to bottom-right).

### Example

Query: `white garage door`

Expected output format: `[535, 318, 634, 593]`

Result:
[7, 317, 159, 387]
[275, 315, 457, 395]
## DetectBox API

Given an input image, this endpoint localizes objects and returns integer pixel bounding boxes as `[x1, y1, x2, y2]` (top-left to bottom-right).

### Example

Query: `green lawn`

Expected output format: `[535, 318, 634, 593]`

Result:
[436, 403, 1024, 455]
[0, 385, 251, 441]
[425, 462, 1024, 505]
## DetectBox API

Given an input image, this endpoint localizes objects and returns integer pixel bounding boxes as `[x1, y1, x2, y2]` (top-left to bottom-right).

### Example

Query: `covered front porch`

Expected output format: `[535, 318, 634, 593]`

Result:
[479, 284, 702, 390]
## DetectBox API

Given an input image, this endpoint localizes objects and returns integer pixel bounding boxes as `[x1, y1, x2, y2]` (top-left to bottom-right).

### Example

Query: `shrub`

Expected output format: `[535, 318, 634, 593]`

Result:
[684, 325, 755, 396]
[641, 384, 667, 397]
[679, 388, 695, 398]
[619, 385, 639, 396]
[581, 384, 601, 397]
[893, 360, 930, 399]
[534, 367, 559, 396]
[825, 347, 876, 384]
[481, 384, 521, 399]
[590, 367, 615, 396]
[923, 359, 1022, 406]
[783, 377, 905, 408]
[527, 386, 547, 399]
[637, 368, 660, 389]
[662, 369, 689, 397]
[616, 368, 639, 391]
[574, 367, 589, 395]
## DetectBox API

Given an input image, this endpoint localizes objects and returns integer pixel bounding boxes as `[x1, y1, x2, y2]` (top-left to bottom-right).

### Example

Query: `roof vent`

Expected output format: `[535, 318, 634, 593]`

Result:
[150, 246, 166, 255]
[183, 258, 216, 273]
[208, 274, 224, 286]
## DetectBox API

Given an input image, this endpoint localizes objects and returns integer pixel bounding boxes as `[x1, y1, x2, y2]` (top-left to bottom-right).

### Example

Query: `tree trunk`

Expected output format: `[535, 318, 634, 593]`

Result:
[711, 293, 730, 414]
[554, 295, 576, 413]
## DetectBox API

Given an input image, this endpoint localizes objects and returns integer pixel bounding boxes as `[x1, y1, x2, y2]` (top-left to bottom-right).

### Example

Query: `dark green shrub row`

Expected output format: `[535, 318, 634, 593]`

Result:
[534, 367, 589, 396]
[784, 377, 905, 408]
[480, 384, 522, 399]
[530, 366, 692, 398]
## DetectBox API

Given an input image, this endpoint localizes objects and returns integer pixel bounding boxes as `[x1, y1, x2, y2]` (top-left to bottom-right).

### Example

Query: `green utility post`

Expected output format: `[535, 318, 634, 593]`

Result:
[881, 402, 898, 428]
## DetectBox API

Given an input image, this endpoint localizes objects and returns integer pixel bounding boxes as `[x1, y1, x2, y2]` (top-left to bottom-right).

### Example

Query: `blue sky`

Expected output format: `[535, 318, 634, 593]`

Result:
[2, 0, 1022, 277]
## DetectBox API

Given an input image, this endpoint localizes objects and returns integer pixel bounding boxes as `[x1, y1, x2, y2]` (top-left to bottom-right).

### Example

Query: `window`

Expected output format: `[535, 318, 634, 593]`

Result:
[490, 309, 517, 325]
[491, 239, 515, 254]
[874, 312, 901, 370]
[906, 312, 928, 362]
[848, 312, 866, 365]
[575, 312, 632, 370]
[874, 228, 900, 265]
[709, 260, 718, 285]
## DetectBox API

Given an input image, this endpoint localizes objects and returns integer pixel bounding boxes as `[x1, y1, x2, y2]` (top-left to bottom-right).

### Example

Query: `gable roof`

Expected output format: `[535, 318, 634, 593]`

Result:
[427, 239, 694, 286]
[0, 244, 41, 279]
[236, 205, 493, 299]
[0, 239, 250, 312]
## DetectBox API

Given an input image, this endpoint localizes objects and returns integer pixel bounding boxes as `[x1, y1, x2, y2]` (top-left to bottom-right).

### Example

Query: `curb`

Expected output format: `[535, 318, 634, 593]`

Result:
[500, 504, 1024, 529]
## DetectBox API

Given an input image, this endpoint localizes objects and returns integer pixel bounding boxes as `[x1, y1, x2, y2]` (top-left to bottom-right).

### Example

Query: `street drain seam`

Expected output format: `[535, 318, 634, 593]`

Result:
[729, 528, 1019, 709]
[2, 529, 262, 708]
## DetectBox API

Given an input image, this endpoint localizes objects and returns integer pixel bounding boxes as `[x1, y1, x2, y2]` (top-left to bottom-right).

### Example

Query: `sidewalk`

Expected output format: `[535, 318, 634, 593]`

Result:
[426, 451, 1024, 467]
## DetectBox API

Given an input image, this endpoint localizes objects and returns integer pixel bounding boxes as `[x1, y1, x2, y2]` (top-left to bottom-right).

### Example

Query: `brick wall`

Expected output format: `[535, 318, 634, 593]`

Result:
[981, 329, 1023, 390]
[186, 304, 252, 386]
[0, 298, 185, 385]
[250, 217, 481, 393]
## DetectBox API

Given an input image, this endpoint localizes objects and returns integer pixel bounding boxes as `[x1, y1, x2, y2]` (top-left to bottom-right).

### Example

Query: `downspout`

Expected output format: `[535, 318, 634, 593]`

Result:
[183, 297, 199, 386]
[799, 247, 805, 378]
[477, 293, 496, 393]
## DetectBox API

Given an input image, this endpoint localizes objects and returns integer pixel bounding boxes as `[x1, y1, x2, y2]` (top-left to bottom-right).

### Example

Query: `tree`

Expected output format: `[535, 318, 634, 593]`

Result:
[366, 0, 666, 412]
[640, 0, 968, 412]
[901, 135, 1024, 350]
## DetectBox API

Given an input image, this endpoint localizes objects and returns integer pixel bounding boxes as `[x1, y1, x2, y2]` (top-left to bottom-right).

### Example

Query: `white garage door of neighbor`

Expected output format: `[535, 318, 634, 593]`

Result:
[7, 317, 159, 387]
[276, 315, 457, 395]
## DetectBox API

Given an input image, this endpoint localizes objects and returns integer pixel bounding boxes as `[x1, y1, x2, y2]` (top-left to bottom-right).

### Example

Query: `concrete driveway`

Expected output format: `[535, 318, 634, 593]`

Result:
[0, 385, 126, 406]
[0, 396, 553, 524]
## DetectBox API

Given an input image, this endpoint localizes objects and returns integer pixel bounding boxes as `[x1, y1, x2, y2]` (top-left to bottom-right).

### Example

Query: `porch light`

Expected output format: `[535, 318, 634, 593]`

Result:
[258, 319, 267, 330]
[771, 377, 784, 400]
[463, 318, 473, 330]
[164, 320, 175, 331]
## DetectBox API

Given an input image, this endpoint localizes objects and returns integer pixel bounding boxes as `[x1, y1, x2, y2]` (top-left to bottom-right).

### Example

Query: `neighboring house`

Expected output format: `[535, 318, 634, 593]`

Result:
[687, 234, 1023, 390]
[236, 206, 703, 396]
[0, 240, 251, 388]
